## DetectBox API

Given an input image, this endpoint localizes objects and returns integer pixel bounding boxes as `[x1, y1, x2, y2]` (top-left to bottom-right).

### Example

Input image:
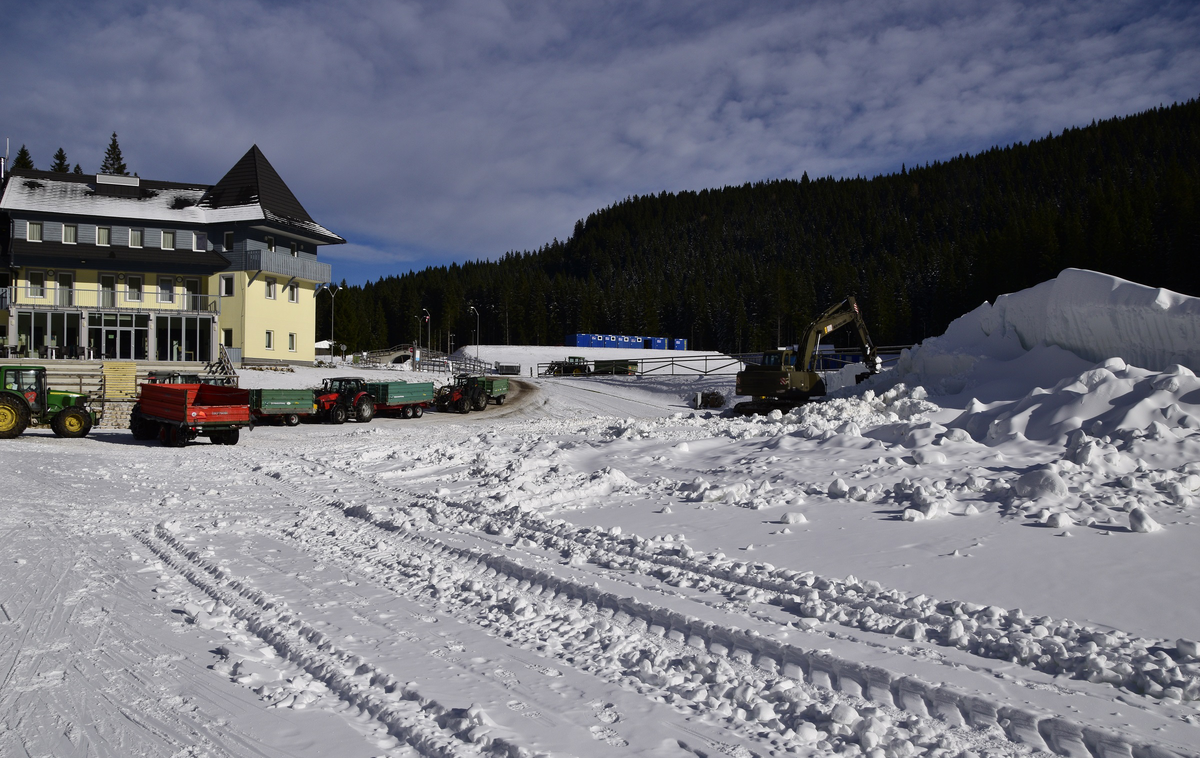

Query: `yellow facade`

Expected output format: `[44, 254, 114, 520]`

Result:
[213, 272, 318, 364]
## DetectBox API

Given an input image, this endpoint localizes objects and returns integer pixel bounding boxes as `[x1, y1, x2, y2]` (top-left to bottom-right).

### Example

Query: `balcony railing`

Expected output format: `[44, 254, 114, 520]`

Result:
[223, 248, 332, 282]
[4, 285, 218, 314]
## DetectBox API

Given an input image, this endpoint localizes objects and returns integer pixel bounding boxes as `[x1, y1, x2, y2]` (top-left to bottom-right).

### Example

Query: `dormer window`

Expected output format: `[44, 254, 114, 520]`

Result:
[63, 224, 77, 244]
[27, 221, 43, 242]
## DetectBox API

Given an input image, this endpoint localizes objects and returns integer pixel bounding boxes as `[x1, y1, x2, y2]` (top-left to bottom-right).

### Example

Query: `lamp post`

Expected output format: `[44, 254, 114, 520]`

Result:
[421, 308, 431, 356]
[467, 306, 479, 362]
[317, 282, 339, 360]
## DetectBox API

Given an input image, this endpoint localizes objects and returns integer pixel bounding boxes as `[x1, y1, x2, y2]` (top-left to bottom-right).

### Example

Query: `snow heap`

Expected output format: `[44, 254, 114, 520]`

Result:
[893, 268, 1200, 400]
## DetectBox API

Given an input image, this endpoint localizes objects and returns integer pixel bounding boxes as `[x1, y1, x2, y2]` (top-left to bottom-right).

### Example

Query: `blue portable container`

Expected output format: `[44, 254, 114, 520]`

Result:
[672, 338, 688, 351]
[651, 337, 666, 350]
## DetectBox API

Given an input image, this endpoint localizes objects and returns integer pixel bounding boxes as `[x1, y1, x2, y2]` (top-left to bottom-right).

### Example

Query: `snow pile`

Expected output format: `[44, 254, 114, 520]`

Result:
[785, 384, 939, 437]
[892, 269, 1200, 401]
[951, 359, 1200, 444]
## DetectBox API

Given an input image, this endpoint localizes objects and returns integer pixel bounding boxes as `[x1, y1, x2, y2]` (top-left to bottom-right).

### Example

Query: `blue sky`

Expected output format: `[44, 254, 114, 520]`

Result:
[3, 1, 1198, 285]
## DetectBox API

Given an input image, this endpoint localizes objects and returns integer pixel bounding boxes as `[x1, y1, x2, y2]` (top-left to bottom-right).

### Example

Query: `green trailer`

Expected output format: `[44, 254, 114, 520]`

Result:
[479, 377, 508, 406]
[365, 381, 434, 418]
[248, 388, 317, 426]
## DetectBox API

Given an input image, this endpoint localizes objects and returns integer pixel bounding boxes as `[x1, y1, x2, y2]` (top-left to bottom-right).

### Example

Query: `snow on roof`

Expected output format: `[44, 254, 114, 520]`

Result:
[261, 208, 344, 243]
[1, 174, 210, 224]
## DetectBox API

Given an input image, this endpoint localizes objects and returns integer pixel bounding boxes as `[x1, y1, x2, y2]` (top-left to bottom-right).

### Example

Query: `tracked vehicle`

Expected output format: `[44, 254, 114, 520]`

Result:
[734, 296, 881, 415]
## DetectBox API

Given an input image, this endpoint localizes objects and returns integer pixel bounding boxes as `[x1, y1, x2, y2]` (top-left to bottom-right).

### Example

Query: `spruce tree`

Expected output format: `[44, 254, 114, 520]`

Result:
[73, 164, 83, 174]
[12, 144, 34, 170]
[50, 147, 70, 172]
[100, 132, 128, 175]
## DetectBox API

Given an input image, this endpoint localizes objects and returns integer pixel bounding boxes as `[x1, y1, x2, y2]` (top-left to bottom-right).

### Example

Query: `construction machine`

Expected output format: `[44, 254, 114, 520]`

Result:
[733, 296, 882, 415]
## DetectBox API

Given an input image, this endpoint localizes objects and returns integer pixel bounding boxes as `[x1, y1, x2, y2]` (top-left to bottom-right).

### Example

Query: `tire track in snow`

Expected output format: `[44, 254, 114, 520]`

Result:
[139, 524, 525, 758]
[225, 445, 1200, 758]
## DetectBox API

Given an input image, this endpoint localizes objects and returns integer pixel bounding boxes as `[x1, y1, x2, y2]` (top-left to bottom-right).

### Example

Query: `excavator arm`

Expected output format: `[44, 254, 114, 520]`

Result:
[798, 296, 881, 375]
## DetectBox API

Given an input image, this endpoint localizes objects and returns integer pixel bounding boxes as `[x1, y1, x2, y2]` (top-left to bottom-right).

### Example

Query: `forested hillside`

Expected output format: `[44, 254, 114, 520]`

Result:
[322, 98, 1199, 353]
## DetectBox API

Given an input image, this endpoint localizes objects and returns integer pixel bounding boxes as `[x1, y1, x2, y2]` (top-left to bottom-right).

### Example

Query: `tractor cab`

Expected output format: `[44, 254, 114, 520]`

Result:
[3, 367, 47, 414]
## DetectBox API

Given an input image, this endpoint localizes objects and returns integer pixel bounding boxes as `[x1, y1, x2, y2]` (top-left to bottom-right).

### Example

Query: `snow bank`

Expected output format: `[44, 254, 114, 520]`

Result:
[896, 270, 1200, 399]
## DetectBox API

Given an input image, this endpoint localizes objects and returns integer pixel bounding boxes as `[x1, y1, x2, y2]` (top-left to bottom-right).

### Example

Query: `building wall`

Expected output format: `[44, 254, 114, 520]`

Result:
[214, 271, 317, 363]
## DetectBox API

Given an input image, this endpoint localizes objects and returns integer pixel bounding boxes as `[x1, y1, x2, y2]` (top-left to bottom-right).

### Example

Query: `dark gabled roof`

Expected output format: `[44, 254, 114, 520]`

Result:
[201, 145, 313, 222]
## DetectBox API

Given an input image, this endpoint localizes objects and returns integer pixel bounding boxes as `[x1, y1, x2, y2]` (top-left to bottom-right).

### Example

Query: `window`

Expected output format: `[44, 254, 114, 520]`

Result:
[193, 232, 207, 251]
[265, 278, 277, 300]
[222, 328, 234, 347]
[127, 276, 143, 302]
[129, 228, 143, 248]
[28, 271, 46, 298]
[220, 274, 234, 297]
[287, 283, 299, 303]
[265, 330, 274, 350]
[223, 231, 234, 251]
[27, 221, 43, 242]
[265, 235, 275, 252]
[162, 230, 175, 250]
[158, 277, 174, 303]
[63, 224, 77, 244]
[97, 226, 111, 246]
[288, 333, 296, 352]
[290, 241, 298, 257]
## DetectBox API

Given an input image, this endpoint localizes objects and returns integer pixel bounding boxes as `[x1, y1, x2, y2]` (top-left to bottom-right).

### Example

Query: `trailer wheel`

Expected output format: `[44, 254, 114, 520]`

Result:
[401, 405, 413, 419]
[129, 405, 157, 440]
[0, 395, 31, 439]
[412, 405, 424, 418]
[282, 413, 300, 427]
[161, 424, 186, 447]
[355, 397, 375, 423]
[52, 407, 92, 438]
[329, 405, 347, 425]
[212, 429, 240, 445]
[495, 394, 505, 405]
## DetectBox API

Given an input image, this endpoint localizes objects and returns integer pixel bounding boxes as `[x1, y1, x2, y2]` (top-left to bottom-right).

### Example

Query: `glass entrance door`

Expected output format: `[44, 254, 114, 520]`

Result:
[88, 313, 150, 359]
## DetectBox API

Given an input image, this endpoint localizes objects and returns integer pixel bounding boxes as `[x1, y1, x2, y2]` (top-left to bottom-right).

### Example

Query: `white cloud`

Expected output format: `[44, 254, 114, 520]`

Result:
[3, 1, 1197, 283]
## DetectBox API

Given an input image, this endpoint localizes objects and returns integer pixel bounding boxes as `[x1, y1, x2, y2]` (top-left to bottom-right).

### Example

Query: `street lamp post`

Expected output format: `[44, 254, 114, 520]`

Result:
[467, 306, 479, 362]
[317, 282, 339, 361]
[422, 308, 431, 356]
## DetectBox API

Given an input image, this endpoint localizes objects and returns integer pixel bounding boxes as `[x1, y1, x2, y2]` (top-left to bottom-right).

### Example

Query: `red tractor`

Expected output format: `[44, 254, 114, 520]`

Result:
[314, 377, 375, 424]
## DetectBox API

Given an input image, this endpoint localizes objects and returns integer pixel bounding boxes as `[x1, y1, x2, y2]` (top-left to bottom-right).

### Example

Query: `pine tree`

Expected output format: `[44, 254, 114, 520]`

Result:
[12, 144, 34, 170]
[50, 148, 70, 172]
[73, 164, 83, 174]
[100, 132, 128, 175]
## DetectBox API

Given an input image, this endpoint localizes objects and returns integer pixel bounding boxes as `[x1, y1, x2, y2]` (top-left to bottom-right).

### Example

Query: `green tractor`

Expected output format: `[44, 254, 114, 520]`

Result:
[0, 365, 100, 439]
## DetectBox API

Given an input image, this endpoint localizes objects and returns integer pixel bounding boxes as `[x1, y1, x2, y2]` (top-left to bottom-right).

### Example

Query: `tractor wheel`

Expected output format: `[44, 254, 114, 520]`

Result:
[401, 405, 413, 419]
[455, 396, 471, 413]
[0, 395, 30, 439]
[470, 388, 487, 411]
[355, 397, 375, 423]
[412, 405, 424, 418]
[329, 405, 347, 425]
[282, 413, 300, 427]
[52, 407, 92, 438]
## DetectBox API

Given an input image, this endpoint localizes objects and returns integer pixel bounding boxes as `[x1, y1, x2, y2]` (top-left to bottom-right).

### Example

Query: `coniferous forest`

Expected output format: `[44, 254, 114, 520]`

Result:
[320, 98, 1200, 354]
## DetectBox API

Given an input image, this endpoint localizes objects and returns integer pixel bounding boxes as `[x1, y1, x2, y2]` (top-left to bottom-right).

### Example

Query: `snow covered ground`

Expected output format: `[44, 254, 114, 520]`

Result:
[3, 269, 1200, 758]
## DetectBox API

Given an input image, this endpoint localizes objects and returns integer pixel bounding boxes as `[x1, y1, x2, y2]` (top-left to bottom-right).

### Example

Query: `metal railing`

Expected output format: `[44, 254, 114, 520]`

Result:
[4, 285, 218, 314]
[535, 346, 914, 379]
[359, 343, 493, 375]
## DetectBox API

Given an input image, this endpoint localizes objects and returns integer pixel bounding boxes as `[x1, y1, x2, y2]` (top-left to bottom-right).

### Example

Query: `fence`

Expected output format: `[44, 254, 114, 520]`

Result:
[536, 346, 912, 379]
[359, 344, 492, 375]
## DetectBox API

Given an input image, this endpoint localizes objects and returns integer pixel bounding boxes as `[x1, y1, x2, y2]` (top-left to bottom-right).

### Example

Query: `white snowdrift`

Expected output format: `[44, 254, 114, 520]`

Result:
[894, 268, 1200, 401]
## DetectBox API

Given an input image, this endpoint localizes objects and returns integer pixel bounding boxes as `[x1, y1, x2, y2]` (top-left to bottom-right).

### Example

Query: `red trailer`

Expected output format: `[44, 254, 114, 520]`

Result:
[130, 383, 252, 446]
